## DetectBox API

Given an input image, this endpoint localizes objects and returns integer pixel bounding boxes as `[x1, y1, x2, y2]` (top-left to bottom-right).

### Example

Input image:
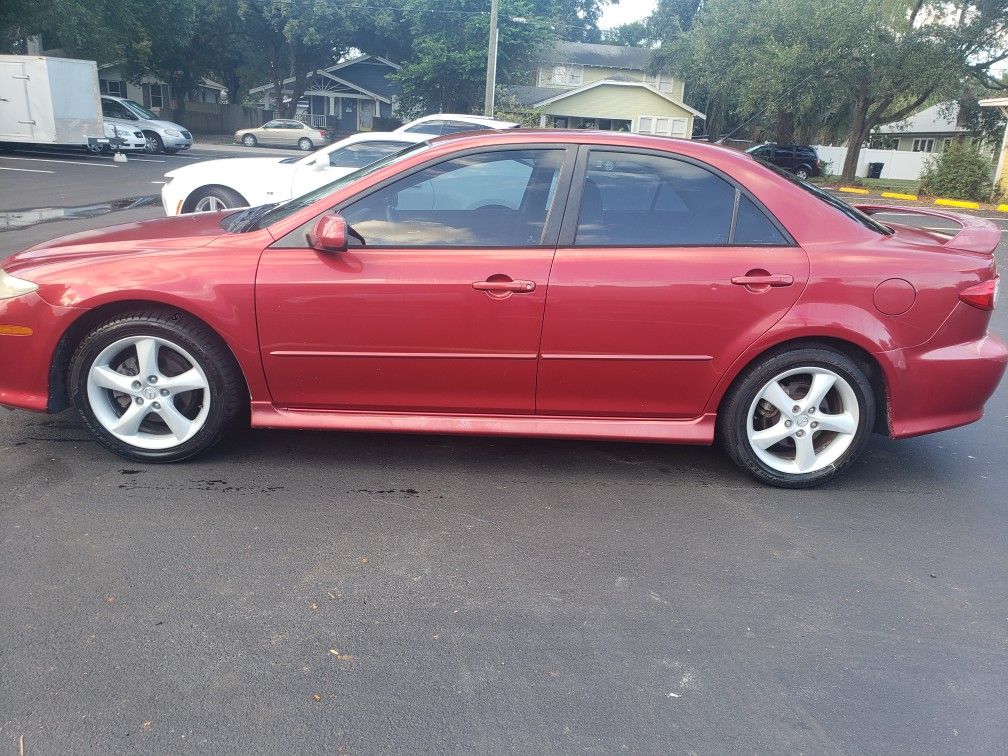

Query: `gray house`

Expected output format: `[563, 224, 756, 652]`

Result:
[875, 102, 981, 153]
[248, 54, 400, 133]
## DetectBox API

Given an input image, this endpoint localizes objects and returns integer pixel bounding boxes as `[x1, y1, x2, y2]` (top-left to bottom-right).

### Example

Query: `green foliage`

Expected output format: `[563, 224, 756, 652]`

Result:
[919, 142, 995, 202]
[600, 20, 651, 47]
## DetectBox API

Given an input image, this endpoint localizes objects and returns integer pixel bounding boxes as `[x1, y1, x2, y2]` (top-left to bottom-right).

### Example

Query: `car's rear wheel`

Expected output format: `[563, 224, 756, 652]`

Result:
[794, 166, 810, 180]
[298, 137, 313, 151]
[143, 132, 164, 154]
[719, 347, 875, 487]
[190, 186, 247, 213]
[242, 134, 257, 147]
[69, 310, 244, 462]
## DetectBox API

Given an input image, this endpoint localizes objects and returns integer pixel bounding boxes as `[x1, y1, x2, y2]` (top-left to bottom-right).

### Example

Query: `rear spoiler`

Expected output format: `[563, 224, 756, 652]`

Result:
[856, 204, 1002, 255]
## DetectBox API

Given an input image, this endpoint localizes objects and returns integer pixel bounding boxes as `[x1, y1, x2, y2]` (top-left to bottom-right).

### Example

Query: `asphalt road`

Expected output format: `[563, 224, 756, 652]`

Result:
[1, 150, 1007, 754]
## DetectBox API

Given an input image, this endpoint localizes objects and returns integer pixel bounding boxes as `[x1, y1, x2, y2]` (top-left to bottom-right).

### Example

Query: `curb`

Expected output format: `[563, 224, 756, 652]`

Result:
[837, 186, 1002, 212]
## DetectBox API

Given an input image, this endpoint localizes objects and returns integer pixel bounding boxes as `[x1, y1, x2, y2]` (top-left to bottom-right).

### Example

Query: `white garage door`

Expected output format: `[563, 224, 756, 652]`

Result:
[636, 116, 688, 137]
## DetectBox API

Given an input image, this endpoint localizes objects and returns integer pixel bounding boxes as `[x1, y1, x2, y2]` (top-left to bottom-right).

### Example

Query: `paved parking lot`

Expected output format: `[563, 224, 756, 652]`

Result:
[1, 150, 1007, 753]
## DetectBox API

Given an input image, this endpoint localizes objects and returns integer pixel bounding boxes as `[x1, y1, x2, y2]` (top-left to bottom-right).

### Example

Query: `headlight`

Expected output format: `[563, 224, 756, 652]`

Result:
[163, 129, 181, 137]
[0, 269, 39, 300]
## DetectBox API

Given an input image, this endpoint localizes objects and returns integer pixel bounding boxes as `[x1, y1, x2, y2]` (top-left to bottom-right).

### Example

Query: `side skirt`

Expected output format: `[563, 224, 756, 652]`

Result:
[250, 402, 717, 445]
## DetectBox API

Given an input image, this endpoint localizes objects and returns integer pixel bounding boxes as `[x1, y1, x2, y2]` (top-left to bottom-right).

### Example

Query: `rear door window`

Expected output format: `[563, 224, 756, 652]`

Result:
[574, 149, 789, 247]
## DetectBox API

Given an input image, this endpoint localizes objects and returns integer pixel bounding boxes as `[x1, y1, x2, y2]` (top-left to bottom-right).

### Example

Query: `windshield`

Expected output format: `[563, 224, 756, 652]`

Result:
[755, 159, 892, 235]
[246, 141, 430, 231]
[124, 100, 159, 120]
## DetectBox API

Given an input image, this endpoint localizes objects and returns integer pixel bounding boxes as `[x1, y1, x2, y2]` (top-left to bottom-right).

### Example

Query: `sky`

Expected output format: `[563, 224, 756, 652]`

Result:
[597, 0, 658, 30]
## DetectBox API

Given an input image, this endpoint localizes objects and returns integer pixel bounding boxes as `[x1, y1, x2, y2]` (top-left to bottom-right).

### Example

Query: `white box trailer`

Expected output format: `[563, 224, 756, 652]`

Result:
[0, 54, 108, 149]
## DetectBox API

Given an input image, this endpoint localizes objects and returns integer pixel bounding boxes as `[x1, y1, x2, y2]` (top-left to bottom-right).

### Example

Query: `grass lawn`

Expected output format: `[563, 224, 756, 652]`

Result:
[813, 176, 922, 194]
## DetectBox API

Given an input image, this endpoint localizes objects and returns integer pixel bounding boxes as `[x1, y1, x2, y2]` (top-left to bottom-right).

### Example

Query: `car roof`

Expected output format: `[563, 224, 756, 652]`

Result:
[395, 113, 520, 131]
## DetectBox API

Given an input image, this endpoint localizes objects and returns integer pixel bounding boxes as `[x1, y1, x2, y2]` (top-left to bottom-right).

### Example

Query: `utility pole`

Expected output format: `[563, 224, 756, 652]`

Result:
[484, 0, 499, 117]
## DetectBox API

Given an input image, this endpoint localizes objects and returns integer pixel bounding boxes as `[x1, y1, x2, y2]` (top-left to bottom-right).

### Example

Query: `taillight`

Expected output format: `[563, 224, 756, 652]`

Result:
[959, 278, 999, 311]
[319, 129, 328, 138]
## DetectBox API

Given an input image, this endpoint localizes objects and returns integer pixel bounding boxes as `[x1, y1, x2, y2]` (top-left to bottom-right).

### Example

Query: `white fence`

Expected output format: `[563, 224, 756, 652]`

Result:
[814, 145, 931, 181]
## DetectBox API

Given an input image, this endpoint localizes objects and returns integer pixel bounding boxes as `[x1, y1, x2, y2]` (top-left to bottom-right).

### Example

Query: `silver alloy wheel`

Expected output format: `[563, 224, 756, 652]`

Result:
[795, 168, 809, 180]
[144, 134, 158, 153]
[746, 366, 859, 475]
[86, 335, 211, 450]
[242, 134, 256, 147]
[194, 195, 227, 212]
[298, 138, 313, 151]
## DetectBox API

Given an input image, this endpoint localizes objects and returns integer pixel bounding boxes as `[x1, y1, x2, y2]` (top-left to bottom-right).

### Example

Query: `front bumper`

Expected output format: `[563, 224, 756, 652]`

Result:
[0, 292, 80, 412]
[161, 131, 193, 150]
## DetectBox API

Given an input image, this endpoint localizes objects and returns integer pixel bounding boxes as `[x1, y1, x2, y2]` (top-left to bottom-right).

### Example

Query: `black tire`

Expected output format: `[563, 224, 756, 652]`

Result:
[298, 137, 313, 151]
[793, 166, 811, 180]
[242, 134, 257, 147]
[718, 346, 876, 488]
[68, 309, 245, 463]
[187, 185, 248, 213]
[143, 131, 164, 154]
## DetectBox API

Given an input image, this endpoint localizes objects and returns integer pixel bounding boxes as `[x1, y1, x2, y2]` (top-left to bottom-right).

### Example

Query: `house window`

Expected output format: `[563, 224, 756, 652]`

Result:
[912, 138, 935, 153]
[637, 115, 689, 137]
[99, 79, 126, 97]
[540, 65, 583, 87]
[643, 74, 676, 93]
[142, 83, 169, 110]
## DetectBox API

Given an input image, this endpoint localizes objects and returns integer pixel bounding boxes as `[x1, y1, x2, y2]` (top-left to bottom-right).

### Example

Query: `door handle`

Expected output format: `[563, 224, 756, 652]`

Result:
[472, 279, 536, 293]
[731, 273, 793, 288]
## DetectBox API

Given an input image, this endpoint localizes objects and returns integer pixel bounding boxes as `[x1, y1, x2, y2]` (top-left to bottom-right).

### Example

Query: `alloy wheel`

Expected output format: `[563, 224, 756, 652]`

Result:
[86, 335, 211, 450]
[194, 195, 227, 212]
[746, 366, 859, 475]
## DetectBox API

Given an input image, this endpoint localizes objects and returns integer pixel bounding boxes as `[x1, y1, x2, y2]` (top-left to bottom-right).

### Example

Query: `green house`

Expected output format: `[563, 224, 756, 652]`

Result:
[503, 42, 704, 137]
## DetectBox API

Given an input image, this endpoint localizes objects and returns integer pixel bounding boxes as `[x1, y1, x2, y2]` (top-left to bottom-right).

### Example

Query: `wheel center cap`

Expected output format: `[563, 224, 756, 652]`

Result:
[143, 387, 157, 400]
[796, 415, 810, 427]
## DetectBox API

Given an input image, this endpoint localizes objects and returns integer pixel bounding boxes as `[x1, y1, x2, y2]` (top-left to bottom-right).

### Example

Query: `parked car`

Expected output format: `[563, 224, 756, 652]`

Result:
[746, 143, 822, 179]
[100, 119, 147, 152]
[100, 95, 193, 154]
[235, 119, 328, 150]
[1, 131, 1004, 487]
[161, 131, 427, 215]
[394, 113, 519, 135]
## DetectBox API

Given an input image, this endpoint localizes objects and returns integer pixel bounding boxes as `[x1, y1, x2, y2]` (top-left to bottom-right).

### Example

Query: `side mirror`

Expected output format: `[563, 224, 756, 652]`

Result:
[307, 215, 348, 253]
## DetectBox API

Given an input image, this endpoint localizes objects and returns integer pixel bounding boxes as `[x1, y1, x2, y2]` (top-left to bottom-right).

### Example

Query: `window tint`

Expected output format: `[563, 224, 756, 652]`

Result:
[284, 121, 304, 129]
[404, 121, 445, 135]
[341, 149, 564, 247]
[101, 99, 132, 119]
[330, 140, 413, 168]
[263, 120, 282, 129]
[734, 195, 788, 245]
[575, 151, 737, 246]
[441, 121, 483, 134]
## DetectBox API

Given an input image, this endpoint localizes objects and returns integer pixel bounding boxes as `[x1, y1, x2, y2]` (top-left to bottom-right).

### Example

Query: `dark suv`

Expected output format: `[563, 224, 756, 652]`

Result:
[745, 144, 822, 180]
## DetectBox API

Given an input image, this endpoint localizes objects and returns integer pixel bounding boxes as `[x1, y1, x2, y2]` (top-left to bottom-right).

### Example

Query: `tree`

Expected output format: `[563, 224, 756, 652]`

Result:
[600, 20, 652, 47]
[241, 0, 354, 117]
[386, 0, 566, 118]
[0, 0, 137, 59]
[654, 0, 1008, 179]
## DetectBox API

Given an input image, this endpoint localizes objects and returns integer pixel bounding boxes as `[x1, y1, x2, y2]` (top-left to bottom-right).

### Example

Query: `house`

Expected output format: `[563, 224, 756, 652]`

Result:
[874, 102, 979, 153]
[248, 54, 399, 133]
[502, 41, 704, 137]
[97, 62, 226, 108]
[979, 97, 1008, 196]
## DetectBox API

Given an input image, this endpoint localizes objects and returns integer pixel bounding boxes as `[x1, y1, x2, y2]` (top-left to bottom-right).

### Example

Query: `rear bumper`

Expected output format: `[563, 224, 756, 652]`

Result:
[882, 326, 1008, 438]
[0, 292, 78, 412]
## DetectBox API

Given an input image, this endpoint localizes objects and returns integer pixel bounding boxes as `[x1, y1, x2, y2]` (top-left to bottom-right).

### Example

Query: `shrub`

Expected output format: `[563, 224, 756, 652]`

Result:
[918, 142, 994, 202]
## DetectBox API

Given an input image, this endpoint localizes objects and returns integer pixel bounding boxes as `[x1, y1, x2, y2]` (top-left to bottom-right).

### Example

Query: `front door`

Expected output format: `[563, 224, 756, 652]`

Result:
[358, 100, 375, 131]
[256, 146, 571, 414]
[537, 147, 809, 418]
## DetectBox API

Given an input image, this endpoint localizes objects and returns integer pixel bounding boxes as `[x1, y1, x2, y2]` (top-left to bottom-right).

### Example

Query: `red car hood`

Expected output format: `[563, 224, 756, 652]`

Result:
[3, 211, 231, 275]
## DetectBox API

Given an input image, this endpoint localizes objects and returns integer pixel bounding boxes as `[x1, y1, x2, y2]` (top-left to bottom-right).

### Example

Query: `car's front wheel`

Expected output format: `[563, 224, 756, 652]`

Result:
[242, 134, 257, 147]
[719, 346, 875, 487]
[69, 310, 244, 462]
[190, 186, 247, 213]
[144, 132, 164, 154]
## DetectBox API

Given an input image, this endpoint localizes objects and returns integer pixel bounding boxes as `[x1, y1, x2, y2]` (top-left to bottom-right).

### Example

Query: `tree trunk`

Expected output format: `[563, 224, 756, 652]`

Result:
[842, 96, 869, 181]
[775, 110, 795, 144]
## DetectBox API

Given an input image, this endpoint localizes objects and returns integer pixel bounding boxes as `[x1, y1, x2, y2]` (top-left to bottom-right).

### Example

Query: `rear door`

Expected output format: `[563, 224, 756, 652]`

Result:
[0, 59, 36, 141]
[537, 146, 809, 418]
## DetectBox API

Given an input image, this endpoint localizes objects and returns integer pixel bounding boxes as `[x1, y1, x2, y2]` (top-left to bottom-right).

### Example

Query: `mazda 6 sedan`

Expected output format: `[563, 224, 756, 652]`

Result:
[0, 131, 1004, 487]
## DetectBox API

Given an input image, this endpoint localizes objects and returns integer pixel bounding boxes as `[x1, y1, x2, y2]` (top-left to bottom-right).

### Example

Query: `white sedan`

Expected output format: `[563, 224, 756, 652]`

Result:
[160, 131, 427, 215]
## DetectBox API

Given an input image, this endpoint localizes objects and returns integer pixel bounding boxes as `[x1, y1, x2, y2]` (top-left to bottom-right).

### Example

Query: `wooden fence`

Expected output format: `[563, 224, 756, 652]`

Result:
[157, 101, 268, 135]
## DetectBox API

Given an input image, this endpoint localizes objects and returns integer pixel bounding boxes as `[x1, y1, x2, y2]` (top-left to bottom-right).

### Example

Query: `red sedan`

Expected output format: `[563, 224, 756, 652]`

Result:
[0, 131, 1004, 486]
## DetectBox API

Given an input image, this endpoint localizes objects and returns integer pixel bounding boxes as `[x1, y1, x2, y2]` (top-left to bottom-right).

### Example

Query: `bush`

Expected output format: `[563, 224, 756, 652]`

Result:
[919, 142, 994, 202]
